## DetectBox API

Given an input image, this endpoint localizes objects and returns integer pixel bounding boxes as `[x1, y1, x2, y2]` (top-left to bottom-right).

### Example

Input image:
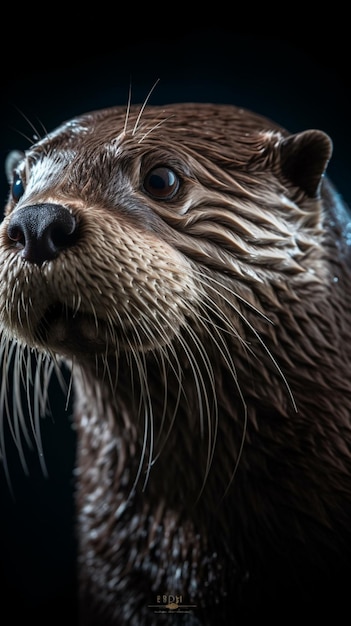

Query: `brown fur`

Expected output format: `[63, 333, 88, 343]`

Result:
[1, 102, 351, 624]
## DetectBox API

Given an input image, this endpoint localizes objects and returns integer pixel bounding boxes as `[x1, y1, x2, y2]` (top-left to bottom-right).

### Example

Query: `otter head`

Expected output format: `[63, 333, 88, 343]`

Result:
[0, 103, 334, 375]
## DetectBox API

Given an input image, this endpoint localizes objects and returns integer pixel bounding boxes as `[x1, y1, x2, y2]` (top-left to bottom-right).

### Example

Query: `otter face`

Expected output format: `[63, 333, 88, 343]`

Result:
[0, 110, 201, 358]
[0, 194, 196, 357]
[0, 103, 333, 364]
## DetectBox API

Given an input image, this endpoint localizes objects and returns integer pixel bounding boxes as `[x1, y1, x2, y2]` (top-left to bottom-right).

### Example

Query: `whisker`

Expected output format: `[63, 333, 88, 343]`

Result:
[173, 323, 217, 500]
[128, 341, 154, 494]
[184, 297, 250, 495]
[123, 80, 133, 136]
[192, 267, 274, 324]
[151, 344, 183, 462]
[0, 339, 31, 494]
[192, 269, 297, 412]
[132, 78, 160, 136]
[33, 353, 49, 476]
[222, 389, 248, 499]
[8, 127, 37, 147]
[137, 115, 175, 144]
[11, 344, 32, 470]
[11, 105, 47, 143]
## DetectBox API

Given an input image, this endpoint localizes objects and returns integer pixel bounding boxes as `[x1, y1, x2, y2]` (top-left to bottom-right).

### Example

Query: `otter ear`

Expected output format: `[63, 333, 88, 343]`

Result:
[5, 150, 25, 183]
[279, 130, 333, 198]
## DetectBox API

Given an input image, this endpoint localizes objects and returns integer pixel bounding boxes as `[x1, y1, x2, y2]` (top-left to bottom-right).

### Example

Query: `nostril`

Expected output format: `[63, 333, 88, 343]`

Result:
[50, 221, 76, 248]
[7, 224, 25, 245]
[7, 203, 78, 265]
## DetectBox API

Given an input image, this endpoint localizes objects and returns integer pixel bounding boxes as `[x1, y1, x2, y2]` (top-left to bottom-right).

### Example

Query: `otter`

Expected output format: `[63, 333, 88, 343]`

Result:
[0, 101, 351, 625]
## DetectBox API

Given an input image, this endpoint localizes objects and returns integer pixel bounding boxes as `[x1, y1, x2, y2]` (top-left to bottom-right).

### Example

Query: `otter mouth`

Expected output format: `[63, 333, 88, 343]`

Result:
[40, 302, 71, 327]
[35, 302, 109, 354]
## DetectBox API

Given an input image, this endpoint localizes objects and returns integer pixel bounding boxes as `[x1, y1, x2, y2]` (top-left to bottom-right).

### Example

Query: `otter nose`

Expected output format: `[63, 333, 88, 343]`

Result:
[7, 203, 77, 266]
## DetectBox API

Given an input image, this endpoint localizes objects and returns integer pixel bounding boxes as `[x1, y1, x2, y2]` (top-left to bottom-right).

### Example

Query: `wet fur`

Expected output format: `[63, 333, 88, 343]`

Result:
[1, 100, 351, 624]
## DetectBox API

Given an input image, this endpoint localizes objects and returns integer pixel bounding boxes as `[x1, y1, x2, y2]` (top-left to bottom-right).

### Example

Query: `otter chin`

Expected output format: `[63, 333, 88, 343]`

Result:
[36, 305, 112, 355]
[1, 101, 351, 624]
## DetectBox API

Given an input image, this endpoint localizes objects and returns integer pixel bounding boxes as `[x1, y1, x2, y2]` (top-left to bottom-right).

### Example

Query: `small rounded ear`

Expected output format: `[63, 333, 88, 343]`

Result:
[5, 150, 25, 183]
[280, 130, 333, 198]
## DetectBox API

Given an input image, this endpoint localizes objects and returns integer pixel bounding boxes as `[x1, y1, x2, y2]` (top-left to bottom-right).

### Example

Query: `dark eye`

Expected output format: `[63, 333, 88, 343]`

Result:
[11, 172, 25, 202]
[143, 166, 180, 200]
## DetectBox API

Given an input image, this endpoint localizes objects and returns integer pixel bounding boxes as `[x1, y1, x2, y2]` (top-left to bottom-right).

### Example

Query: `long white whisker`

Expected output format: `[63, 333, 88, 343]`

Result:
[121, 314, 155, 494]
[33, 353, 49, 476]
[192, 268, 274, 324]
[132, 78, 160, 136]
[193, 269, 297, 412]
[137, 115, 175, 144]
[123, 80, 133, 136]
[151, 345, 183, 463]
[12, 105, 47, 143]
[11, 345, 32, 471]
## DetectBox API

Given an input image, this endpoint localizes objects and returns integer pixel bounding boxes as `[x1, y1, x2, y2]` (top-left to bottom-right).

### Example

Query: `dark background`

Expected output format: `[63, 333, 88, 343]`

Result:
[0, 27, 350, 625]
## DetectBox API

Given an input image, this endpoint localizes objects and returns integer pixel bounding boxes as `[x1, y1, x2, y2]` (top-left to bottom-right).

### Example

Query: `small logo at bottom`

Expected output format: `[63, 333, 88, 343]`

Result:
[148, 594, 197, 615]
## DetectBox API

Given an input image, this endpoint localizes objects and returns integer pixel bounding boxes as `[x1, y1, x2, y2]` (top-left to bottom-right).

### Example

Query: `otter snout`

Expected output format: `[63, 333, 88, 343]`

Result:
[7, 203, 77, 265]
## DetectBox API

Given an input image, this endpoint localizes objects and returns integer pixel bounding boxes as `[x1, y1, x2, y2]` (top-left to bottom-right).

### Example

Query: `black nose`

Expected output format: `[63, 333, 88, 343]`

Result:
[7, 203, 77, 265]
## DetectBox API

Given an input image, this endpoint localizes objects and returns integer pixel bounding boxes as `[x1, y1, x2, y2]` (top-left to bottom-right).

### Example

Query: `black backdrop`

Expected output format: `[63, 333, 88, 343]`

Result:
[0, 28, 350, 625]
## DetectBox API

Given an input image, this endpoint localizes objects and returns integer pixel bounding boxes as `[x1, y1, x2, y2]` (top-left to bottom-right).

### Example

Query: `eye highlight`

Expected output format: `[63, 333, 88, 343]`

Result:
[11, 172, 25, 202]
[143, 166, 180, 200]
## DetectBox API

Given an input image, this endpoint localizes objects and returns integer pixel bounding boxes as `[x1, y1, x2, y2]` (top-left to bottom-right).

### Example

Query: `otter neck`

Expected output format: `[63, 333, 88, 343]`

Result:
[70, 347, 249, 510]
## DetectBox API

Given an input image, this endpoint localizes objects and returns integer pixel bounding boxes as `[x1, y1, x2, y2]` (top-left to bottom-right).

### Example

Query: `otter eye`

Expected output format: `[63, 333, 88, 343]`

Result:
[143, 166, 180, 200]
[11, 172, 25, 202]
